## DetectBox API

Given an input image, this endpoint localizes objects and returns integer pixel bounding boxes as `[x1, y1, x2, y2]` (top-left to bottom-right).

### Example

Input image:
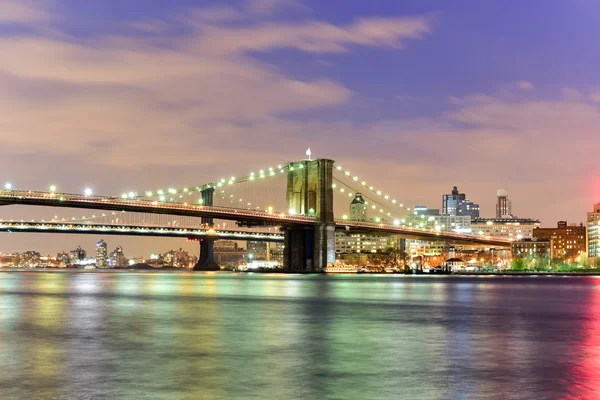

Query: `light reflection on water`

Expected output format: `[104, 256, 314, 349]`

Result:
[0, 273, 599, 399]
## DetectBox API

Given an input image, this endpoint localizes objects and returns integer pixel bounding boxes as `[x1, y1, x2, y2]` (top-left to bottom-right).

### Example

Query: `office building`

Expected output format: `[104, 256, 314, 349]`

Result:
[109, 246, 128, 268]
[335, 232, 394, 254]
[443, 186, 465, 216]
[471, 218, 541, 240]
[414, 206, 440, 216]
[496, 189, 512, 218]
[247, 241, 268, 260]
[457, 200, 480, 218]
[96, 240, 108, 268]
[442, 186, 479, 218]
[532, 221, 586, 261]
[588, 203, 600, 259]
[69, 246, 86, 265]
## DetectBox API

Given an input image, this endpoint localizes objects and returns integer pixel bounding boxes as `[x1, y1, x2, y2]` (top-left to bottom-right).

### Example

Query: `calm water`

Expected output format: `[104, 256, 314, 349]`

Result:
[0, 273, 599, 400]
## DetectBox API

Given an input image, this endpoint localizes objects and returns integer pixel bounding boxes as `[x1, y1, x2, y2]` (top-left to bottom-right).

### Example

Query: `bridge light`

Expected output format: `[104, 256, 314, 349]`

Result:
[345, 171, 350, 176]
[369, 186, 374, 190]
[340, 188, 344, 193]
[361, 181, 366, 185]
[121, 193, 128, 199]
[159, 195, 166, 202]
[336, 166, 342, 171]
[84, 188, 93, 196]
[392, 199, 396, 203]
[128, 191, 136, 198]
[393, 219, 400, 226]
[376, 191, 382, 195]
[49, 185, 57, 193]
[342, 214, 348, 219]
[375, 217, 381, 223]
[145, 191, 153, 196]
[4, 182, 12, 190]
[183, 188, 189, 192]
[288, 208, 297, 215]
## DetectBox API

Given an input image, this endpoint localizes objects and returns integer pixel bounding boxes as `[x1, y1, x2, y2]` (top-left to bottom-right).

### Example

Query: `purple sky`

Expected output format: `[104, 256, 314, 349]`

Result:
[1, 0, 599, 256]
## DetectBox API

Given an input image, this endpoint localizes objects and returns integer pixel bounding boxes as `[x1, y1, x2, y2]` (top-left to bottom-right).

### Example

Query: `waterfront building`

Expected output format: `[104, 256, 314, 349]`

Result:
[56, 252, 70, 267]
[21, 251, 41, 268]
[109, 246, 128, 268]
[247, 241, 268, 260]
[511, 238, 553, 259]
[69, 246, 86, 265]
[471, 217, 541, 240]
[496, 189, 512, 218]
[335, 232, 393, 254]
[95, 240, 108, 268]
[214, 241, 247, 264]
[444, 257, 465, 271]
[588, 203, 600, 259]
[532, 221, 586, 261]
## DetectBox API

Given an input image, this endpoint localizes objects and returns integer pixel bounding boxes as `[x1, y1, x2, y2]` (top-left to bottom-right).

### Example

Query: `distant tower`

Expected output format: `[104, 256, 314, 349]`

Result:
[350, 193, 367, 221]
[96, 240, 108, 268]
[496, 190, 512, 218]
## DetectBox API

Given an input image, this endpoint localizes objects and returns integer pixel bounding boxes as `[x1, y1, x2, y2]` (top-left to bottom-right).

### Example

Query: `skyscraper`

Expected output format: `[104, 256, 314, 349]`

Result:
[442, 186, 479, 217]
[96, 239, 108, 268]
[496, 189, 512, 218]
[350, 193, 367, 221]
[442, 186, 465, 216]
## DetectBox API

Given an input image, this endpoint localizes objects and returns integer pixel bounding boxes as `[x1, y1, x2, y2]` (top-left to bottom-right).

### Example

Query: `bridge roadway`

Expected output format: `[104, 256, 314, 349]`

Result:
[0, 221, 284, 242]
[0, 190, 511, 248]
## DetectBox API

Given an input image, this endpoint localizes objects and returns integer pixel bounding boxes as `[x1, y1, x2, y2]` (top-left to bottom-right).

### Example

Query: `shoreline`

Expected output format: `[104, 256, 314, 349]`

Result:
[1, 268, 600, 277]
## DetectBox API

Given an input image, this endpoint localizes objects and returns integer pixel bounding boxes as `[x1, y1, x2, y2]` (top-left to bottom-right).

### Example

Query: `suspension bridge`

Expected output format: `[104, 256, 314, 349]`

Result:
[0, 158, 511, 271]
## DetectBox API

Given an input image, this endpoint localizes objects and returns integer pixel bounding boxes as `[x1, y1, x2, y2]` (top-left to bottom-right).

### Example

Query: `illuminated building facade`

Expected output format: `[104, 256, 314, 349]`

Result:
[496, 189, 512, 218]
[511, 238, 553, 259]
[588, 203, 600, 259]
[471, 218, 541, 240]
[442, 186, 480, 218]
[532, 221, 586, 261]
[95, 239, 108, 268]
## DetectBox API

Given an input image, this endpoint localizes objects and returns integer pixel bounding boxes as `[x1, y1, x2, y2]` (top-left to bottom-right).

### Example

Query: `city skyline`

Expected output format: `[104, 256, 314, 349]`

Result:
[1, 0, 600, 255]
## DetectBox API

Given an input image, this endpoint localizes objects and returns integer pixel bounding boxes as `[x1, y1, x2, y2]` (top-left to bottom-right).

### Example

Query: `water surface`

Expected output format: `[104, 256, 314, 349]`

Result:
[0, 272, 598, 399]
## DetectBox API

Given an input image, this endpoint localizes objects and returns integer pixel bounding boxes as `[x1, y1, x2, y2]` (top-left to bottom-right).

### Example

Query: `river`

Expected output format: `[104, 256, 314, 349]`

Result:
[0, 272, 598, 399]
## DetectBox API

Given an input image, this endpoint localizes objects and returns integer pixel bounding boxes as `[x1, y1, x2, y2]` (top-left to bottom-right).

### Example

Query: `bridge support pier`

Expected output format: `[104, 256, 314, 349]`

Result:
[284, 159, 335, 272]
[194, 186, 220, 271]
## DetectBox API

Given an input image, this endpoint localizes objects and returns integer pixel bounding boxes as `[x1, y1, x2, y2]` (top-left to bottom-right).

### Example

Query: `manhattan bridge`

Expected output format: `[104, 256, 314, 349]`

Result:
[0, 158, 509, 271]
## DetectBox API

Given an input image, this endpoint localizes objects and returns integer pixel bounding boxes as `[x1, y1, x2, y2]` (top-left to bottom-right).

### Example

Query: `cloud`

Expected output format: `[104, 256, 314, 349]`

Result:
[193, 15, 433, 55]
[590, 91, 600, 103]
[245, 0, 310, 15]
[0, 0, 51, 25]
[516, 81, 535, 90]
[0, 3, 433, 169]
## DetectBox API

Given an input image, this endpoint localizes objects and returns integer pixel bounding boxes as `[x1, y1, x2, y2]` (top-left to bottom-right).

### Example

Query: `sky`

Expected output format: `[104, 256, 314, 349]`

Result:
[1, 0, 599, 256]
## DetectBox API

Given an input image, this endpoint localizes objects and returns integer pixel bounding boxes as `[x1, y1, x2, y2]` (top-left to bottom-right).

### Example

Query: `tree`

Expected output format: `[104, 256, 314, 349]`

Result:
[511, 258, 525, 271]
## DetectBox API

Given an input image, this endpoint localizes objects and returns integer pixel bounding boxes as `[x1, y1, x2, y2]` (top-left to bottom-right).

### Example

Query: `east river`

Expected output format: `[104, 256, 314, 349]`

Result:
[1, 273, 600, 399]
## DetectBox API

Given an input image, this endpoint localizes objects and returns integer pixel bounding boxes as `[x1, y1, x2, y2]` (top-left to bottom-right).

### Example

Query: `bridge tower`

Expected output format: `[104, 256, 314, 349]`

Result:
[193, 186, 219, 271]
[284, 159, 335, 272]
